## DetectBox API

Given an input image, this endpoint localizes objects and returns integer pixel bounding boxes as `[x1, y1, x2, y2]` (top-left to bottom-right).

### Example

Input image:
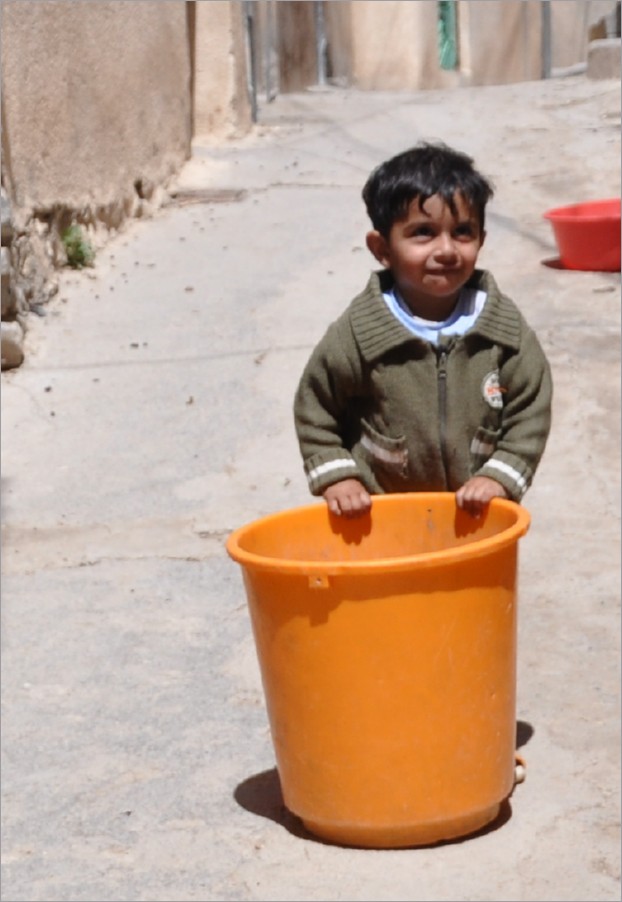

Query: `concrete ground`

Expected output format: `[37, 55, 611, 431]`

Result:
[1, 74, 620, 902]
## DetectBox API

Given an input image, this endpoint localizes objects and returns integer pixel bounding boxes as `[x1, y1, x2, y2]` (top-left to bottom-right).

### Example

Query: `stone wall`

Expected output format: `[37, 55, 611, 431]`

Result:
[1, 187, 23, 369]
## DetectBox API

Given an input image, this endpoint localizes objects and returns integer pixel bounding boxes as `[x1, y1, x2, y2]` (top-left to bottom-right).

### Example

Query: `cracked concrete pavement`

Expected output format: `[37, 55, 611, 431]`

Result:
[1, 75, 620, 901]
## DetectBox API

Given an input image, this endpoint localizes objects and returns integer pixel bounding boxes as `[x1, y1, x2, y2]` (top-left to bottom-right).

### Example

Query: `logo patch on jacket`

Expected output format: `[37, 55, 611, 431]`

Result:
[482, 371, 505, 409]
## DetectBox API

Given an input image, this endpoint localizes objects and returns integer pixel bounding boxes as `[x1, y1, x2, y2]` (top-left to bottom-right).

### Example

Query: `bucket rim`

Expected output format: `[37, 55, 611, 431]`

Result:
[543, 197, 621, 222]
[225, 492, 531, 576]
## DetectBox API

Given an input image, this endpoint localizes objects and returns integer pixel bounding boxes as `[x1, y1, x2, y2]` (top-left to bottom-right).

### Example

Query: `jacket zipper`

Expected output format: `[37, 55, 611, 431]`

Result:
[436, 343, 449, 482]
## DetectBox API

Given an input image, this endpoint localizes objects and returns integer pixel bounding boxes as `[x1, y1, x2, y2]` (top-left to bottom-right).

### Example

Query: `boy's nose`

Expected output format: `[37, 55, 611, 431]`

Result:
[435, 233, 457, 257]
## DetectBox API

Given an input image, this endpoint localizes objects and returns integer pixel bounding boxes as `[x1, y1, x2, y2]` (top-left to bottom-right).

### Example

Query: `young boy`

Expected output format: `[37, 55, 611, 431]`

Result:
[293, 141, 552, 518]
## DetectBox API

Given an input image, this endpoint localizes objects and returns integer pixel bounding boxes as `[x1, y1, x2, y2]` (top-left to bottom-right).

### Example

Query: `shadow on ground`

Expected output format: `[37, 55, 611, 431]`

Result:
[234, 720, 535, 849]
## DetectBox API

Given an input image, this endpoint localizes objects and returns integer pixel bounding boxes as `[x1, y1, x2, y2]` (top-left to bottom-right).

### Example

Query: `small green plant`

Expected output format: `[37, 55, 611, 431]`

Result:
[61, 224, 95, 269]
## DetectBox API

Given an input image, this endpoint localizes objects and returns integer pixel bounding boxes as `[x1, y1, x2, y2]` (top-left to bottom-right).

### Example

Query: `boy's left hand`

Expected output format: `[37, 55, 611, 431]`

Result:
[456, 476, 508, 518]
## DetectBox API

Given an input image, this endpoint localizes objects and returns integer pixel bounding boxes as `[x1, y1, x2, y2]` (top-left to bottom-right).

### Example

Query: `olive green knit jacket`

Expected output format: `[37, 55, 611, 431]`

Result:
[293, 268, 553, 502]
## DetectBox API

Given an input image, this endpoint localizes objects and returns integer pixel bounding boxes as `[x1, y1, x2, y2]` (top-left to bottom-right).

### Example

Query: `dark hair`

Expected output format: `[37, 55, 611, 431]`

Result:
[362, 141, 494, 237]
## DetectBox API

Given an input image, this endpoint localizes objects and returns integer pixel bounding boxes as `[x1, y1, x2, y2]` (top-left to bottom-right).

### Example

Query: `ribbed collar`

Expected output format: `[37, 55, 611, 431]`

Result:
[350, 269, 522, 362]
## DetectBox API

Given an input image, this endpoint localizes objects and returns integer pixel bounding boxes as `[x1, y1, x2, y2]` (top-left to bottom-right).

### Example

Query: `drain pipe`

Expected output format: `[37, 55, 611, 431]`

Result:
[541, 0, 552, 79]
[243, 0, 258, 121]
[314, 1, 327, 86]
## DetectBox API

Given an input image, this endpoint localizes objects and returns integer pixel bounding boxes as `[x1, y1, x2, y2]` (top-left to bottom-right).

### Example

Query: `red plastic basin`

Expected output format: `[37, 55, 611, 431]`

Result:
[544, 198, 621, 272]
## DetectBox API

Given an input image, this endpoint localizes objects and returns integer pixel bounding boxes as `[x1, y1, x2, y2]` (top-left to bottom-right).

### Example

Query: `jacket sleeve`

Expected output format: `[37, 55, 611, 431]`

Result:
[293, 316, 368, 495]
[476, 325, 553, 501]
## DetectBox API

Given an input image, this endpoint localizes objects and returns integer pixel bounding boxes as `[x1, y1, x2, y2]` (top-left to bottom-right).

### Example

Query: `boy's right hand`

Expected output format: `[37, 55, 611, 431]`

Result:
[323, 479, 372, 518]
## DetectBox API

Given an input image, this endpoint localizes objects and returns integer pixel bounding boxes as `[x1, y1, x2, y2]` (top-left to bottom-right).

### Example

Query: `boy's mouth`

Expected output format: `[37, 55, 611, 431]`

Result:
[426, 268, 460, 277]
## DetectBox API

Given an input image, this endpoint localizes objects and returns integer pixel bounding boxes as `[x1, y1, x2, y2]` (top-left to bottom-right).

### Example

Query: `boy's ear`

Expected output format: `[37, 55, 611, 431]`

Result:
[366, 230, 391, 267]
[480, 229, 487, 248]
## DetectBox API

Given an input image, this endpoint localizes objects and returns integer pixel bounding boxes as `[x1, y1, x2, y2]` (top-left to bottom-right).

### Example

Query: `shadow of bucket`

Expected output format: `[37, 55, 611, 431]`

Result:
[226, 492, 530, 848]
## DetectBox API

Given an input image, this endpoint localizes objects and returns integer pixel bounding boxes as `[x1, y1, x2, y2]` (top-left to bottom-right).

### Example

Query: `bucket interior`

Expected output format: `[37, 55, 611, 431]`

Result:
[227, 493, 529, 570]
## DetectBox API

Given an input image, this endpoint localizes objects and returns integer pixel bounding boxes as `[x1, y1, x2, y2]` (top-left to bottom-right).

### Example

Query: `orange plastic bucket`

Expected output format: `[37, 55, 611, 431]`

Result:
[543, 197, 621, 271]
[226, 492, 530, 848]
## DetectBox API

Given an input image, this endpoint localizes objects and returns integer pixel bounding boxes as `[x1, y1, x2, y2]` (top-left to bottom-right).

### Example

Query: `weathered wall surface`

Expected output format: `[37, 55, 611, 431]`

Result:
[346, 1, 459, 91]
[0, 0, 194, 363]
[2, 0, 192, 213]
[192, 0, 252, 140]
[552, 0, 620, 69]
[322, 0, 352, 85]
[1, 0, 252, 370]
[276, 1, 319, 92]
[458, 1, 542, 85]
[320, 0, 619, 91]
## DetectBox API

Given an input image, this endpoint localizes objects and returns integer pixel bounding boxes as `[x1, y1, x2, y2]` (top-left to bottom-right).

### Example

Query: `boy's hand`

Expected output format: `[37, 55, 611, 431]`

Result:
[456, 476, 508, 518]
[323, 479, 372, 518]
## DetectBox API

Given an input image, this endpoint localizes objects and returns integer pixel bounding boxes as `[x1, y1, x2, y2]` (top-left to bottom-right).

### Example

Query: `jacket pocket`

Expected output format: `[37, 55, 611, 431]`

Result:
[470, 426, 501, 471]
[359, 419, 409, 479]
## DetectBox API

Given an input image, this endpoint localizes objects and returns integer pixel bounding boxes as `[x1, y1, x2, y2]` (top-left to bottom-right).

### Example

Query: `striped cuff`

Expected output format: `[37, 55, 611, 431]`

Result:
[304, 453, 361, 495]
[477, 456, 531, 501]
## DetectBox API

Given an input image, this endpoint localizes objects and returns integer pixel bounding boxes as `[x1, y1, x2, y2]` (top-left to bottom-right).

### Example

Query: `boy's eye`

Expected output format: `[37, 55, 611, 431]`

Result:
[455, 223, 477, 238]
[411, 225, 434, 238]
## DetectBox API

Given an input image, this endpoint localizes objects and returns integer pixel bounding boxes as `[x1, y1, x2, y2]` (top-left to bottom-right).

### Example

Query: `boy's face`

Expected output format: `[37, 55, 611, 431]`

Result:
[366, 192, 485, 320]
